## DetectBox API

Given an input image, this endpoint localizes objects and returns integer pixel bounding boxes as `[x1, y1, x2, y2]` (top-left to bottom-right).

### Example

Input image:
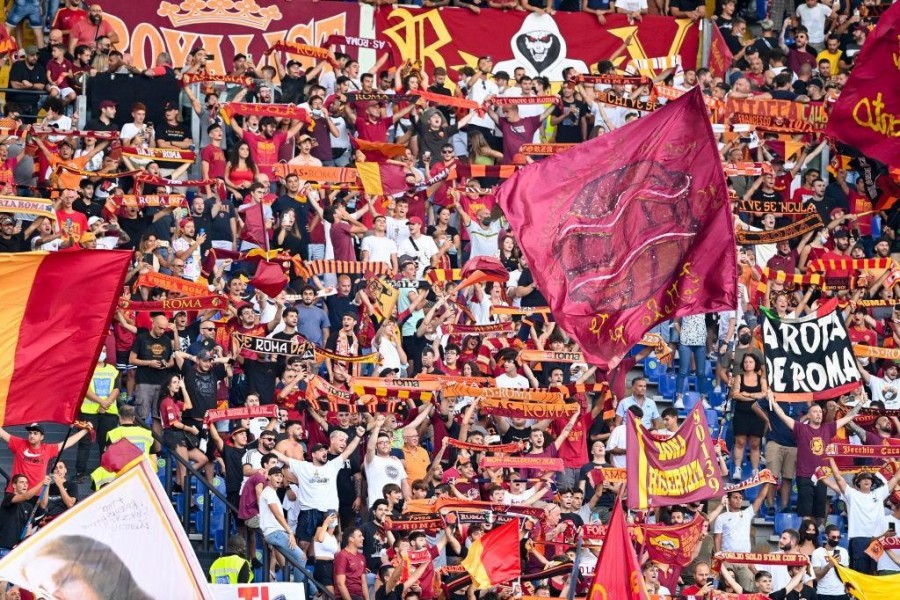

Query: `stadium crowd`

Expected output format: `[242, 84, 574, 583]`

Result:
[0, 0, 898, 598]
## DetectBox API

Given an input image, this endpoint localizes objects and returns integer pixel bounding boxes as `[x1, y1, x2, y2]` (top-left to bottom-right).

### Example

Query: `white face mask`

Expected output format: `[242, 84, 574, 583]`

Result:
[98, 349, 107, 362]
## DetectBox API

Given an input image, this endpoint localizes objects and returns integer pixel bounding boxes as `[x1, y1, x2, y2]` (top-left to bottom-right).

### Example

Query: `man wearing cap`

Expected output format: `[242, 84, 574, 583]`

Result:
[858, 360, 900, 409]
[0, 423, 89, 491]
[35, 134, 107, 192]
[7, 46, 48, 123]
[825, 457, 900, 573]
[285, 425, 366, 557]
[287, 133, 322, 167]
[0, 214, 29, 253]
[345, 99, 416, 143]
[397, 217, 438, 279]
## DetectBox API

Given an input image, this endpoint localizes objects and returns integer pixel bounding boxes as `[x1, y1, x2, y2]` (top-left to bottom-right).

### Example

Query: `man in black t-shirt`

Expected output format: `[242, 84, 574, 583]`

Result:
[176, 349, 230, 430]
[327, 429, 361, 529]
[7, 47, 49, 123]
[37, 461, 78, 521]
[208, 426, 250, 513]
[129, 314, 175, 425]
[0, 474, 45, 554]
[551, 86, 589, 144]
[0, 214, 27, 252]
[156, 102, 192, 172]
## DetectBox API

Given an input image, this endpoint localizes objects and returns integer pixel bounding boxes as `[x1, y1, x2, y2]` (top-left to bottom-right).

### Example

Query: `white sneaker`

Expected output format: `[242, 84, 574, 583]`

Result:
[733, 467, 742, 481]
[674, 396, 685, 409]
[702, 399, 712, 409]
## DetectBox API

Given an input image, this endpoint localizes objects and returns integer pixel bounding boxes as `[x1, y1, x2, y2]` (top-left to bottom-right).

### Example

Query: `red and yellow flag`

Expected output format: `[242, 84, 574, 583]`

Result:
[587, 499, 650, 600]
[460, 518, 521, 589]
[0, 251, 131, 426]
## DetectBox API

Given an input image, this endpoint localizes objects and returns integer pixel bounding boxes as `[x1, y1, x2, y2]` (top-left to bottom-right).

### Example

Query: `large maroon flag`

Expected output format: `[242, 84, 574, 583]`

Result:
[497, 88, 736, 369]
[586, 497, 650, 600]
[825, 3, 900, 167]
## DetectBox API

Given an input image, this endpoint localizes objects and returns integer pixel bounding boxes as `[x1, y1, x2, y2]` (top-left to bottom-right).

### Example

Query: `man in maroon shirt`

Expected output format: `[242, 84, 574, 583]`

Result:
[769, 391, 861, 523]
[325, 202, 367, 262]
[347, 100, 415, 143]
[335, 527, 369, 600]
[485, 102, 556, 164]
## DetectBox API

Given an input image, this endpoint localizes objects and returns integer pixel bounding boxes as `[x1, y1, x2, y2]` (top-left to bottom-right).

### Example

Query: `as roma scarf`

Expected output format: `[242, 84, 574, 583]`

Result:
[489, 96, 559, 106]
[807, 258, 893, 273]
[726, 162, 773, 177]
[122, 146, 196, 163]
[323, 34, 394, 53]
[479, 398, 578, 419]
[30, 127, 120, 140]
[574, 74, 651, 86]
[426, 268, 462, 284]
[825, 443, 900, 458]
[491, 305, 552, 316]
[411, 89, 480, 111]
[736, 213, 823, 244]
[351, 377, 440, 392]
[181, 72, 255, 88]
[292, 257, 393, 279]
[118, 295, 228, 312]
[272, 164, 358, 183]
[865, 535, 900, 561]
[442, 322, 516, 336]
[441, 383, 564, 403]
[446, 438, 523, 454]
[384, 515, 445, 531]
[135, 173, 225, 190]
[134, 272, 209, 296]
[519, 349, 584, 363]
[0, 196, 55, 220]
[854, 344, 900, 360]
[345, 92, 420, 104]
[265, 40, 329, 60]
[480, 456, 565, 472]
[722, 468, 777, 493]
[56, 164, 142, 179]
[108, 195, 188, 208]
[519, 144, 575, 155]
[594, 90, 659, 112]
[316, 346, 380, 364]
[220, 102, 310, 124]
[204, 404, 278, 424]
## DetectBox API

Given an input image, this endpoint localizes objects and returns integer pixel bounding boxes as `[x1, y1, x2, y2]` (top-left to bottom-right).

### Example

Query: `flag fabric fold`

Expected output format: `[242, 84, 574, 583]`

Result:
[460, 518, 521, 589]
[834, 559, 900, 600]
[497, 88, 736, 369]
[587, 498, 650, 600]
[0, 251, 132, 426]
[824, 2, 900, 167]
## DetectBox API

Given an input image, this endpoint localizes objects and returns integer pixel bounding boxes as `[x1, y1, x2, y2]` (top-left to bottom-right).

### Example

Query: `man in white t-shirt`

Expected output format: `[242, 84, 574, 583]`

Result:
[824, 458, 900, 573]
[360, 214, 398, 271]
[259, 467, 306, 583]
[796, 0, 832, 47]
[859, 362, 900, 409]
[877, 501, 900, 574]
[365, 416, 410, 507]
[713, 487, 770, 590]
[286, 427, 365, 556]
[811, 525, 850, 595]
[397, 217, 438, 279]
[495, 354, 534, 389]
[454, 199, 503, 259]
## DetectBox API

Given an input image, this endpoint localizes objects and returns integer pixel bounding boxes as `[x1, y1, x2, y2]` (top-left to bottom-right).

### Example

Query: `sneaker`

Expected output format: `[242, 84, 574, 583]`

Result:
[702, 398, 712, 409]
[674, 396, 685, 409]
[733, 466, 742, 481]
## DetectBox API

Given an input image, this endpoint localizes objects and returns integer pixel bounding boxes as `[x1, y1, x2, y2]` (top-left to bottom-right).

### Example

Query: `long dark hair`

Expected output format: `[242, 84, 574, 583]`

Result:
[227, 140, 258, 173]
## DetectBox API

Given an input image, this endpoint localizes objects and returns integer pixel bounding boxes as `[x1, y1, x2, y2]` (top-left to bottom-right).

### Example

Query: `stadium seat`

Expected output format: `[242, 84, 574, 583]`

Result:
[774, 512, 801, 535]
[659, 374, 677, 399]
[644, 356, 667, 383]
[682, 392, 701, 413]
[826, 514, 845, 532]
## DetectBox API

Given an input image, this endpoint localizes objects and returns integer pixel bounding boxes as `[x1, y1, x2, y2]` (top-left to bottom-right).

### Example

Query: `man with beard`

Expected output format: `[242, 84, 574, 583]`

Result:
[284, 426, 365, 558]
[172, 218, 206, 281]
[295, 285, 330, 347]
[858, 361, 900, 409]
[270, 307, 302, 375]
[67, 4, 119, 53]
[129, 314, 176, 425]
[275, 420, 305, 460]
[231, 301, 285, 405]
[453, 195, 503, 259]
[328, 429, 362, 529]
[361, 499, 390, 572]
[174, 348, 231, 435]
[241, 429, 277, 488]
[767, 530, 804, 590]
[231, 115, 304, 180]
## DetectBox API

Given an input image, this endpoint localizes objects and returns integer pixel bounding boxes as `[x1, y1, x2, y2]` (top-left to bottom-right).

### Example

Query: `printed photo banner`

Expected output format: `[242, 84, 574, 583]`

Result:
[478, 398, 578, 419]
[118, 295, 228, 312]
[446, 438, 524, 454]
[853, 344, 900, 360]
[518, 349, 584, 363]
[442, 322, 516, 336]
[761, 298, 862, 401]
[479, 456, 565, 472]
[519, 144, 575, 156]
[594, 91, 659, 112]
[367, 276, 400, 326]
[626, 403, 724, 510]
[121, 146, 196, 164]
[0, 196, 56, 220]
[134, 271, 210, 297]
[722, 468, 777, 493]
[233, 332, 316, 360]
[204, 404, 278, 424]
[736, 213, 824, 245]
[825, 443, 900, 458]
[737, 199, 816, 215]
[637, 514, 707, 568]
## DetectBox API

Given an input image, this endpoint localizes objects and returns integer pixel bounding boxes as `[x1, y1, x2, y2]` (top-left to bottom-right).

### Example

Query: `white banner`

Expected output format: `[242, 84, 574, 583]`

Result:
[211, 582, 306, 599]
[0, 459, 211, 599]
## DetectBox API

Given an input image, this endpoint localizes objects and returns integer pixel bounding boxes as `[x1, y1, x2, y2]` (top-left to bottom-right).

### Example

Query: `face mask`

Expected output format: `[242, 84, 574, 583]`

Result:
[826, 538, 839, 547]
[98, 350, 107, 362]
[738, 333, 752, 345]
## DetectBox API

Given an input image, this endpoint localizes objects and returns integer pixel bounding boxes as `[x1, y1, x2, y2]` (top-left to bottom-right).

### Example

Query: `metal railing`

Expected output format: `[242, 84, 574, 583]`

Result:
[152, 432, 334, 597]
[0, 87, 50, 121]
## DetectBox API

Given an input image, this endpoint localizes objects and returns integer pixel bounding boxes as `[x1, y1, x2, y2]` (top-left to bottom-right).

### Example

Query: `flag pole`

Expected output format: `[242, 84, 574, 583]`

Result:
[19, 425, 76, 541]
[565, 530, 583, 600]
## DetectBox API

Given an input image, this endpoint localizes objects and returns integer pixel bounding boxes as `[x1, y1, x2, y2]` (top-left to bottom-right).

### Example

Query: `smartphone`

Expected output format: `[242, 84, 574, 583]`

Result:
[198, 228, 205, 236]
[206, 54, 215, 61]
[890, 522, 896, 533]
[246, 53, 253, 62]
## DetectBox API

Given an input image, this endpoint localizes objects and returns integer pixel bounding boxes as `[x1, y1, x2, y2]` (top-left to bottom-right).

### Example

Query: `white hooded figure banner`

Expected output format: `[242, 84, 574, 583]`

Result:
[493, 13, 588, 80]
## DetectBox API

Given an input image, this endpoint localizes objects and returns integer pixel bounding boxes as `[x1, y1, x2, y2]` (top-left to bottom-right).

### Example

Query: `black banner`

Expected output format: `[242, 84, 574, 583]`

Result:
[761, 299, 862, 400]
[233, 333, 315, 360]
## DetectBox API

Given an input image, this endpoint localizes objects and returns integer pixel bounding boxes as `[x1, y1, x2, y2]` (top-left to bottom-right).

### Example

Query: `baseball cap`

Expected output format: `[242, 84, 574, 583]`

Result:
[408, 216, 424, 227]
[164, 102, 178, 111]
[99, 100, 117, 109]
[88, 216, 103, 227]
[197, 349, 213, 361]
[79, 232, 96, 244]
[398, 254, 418, 267]
[0, 215, 13, 225]
[297, 133, 313, 143]
[286, 60, 301, 69]
[179, 217, 193, 228]
[26, 423, 44, 434]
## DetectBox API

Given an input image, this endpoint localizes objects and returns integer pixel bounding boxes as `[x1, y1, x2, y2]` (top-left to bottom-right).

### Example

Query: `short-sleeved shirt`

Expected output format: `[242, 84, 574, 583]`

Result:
[69, 18, 116, 48]
[499, 115, 542, 163]
[355, 116, 393, 143]
[615, 395, 660, 429]
[287, 456, 343, 512]
[330, 221, 355, 262]
[792, 420, 837, 478]
[201, 144, 226, 179]
[6, 437, 59, 491]
[296, 304, 330, 346]
[334, 549, 367, 596]
[130, 330, 174, 386]
[712, 505, 755, 552]
[242, 130, 287, 177]
[810, 545, 848, 594]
